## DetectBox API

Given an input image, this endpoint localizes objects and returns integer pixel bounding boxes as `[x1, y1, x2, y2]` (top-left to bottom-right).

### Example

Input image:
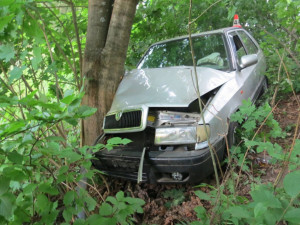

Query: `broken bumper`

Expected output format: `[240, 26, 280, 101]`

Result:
[93, 139, 225, 183]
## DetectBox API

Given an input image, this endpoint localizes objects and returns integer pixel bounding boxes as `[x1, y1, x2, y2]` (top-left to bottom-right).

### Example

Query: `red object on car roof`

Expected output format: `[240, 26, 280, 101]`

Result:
[233, 14, 242, 28]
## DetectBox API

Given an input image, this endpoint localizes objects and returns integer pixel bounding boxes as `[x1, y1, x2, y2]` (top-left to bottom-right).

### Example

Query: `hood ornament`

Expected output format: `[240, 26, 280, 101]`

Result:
[115, 111, 123, 121]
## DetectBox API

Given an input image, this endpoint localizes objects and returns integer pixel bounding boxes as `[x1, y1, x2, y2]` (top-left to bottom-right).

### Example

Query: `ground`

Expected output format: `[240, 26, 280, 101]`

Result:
[90, 93, 300, 225]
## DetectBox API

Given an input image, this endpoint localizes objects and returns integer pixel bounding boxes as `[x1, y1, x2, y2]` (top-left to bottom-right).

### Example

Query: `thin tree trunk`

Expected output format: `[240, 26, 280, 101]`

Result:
[82, 0, 138, 146]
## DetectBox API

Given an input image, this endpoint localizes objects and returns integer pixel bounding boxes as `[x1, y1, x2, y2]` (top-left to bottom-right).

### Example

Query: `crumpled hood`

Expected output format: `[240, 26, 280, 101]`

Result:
[109, 67, 235, 112]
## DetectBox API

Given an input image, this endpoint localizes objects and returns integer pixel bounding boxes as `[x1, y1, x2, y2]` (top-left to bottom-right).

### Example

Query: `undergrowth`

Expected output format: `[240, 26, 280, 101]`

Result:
[0, 90, 145, 224]
[190, 99, 300, 225]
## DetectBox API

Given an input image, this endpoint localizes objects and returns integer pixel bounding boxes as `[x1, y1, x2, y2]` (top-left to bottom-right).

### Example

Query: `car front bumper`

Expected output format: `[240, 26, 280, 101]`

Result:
[93, 139, 225, 183]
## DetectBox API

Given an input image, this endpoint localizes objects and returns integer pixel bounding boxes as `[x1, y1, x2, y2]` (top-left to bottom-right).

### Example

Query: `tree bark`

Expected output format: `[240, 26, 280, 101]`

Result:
[82, 0, 138, 146]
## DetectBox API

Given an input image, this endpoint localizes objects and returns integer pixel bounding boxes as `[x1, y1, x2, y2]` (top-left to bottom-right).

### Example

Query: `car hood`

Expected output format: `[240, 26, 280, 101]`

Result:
[109, 67, 235, 112]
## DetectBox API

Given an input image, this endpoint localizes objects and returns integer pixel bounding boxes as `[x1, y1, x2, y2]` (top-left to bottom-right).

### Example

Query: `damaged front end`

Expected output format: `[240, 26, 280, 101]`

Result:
[93, 85, 226, 183]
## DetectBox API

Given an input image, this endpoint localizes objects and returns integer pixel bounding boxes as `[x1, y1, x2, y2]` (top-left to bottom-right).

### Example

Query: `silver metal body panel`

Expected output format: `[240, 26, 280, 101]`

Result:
[109, 67, 235, 112]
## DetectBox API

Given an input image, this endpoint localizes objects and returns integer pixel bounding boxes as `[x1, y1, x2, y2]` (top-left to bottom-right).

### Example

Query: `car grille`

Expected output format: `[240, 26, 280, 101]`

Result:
[104, 110, 142, 129]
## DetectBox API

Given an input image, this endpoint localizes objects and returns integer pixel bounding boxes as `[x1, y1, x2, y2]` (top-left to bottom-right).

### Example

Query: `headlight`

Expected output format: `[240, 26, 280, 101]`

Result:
[155, 125, 210, 145]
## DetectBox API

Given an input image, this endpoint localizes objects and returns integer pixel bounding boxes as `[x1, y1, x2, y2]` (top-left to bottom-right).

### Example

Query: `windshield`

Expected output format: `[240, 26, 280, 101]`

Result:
[138, 33, 230, 71]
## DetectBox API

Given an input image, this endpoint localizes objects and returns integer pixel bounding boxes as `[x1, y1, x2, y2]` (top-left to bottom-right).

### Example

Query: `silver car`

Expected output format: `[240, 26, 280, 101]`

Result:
[94, 27, 267, 183]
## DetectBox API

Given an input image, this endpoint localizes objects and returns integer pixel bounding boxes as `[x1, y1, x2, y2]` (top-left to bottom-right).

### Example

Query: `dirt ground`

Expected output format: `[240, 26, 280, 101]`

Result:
[93, 93, 300, 225]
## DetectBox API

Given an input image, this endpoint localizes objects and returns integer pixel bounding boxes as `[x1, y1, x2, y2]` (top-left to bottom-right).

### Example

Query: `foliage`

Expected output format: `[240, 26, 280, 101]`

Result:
[0, 90, 144, 224]
[87, 191, 145, 225]
[227, 99, 285, 170]
[231, 99, 284, 140]
[192, 100, 300, 224]
[162, 188, 185, 208]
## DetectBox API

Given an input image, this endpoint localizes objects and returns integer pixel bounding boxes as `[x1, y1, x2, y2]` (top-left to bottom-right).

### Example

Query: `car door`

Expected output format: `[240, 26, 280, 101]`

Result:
[228, 30, 260, 103]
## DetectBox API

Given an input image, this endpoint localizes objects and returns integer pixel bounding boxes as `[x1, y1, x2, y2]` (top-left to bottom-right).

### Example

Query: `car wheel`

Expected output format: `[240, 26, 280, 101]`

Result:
[227, 121, 240, 149]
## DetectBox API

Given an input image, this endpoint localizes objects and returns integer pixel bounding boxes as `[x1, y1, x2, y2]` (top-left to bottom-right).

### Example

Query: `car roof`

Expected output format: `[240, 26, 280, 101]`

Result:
[150, 27, 243, 46]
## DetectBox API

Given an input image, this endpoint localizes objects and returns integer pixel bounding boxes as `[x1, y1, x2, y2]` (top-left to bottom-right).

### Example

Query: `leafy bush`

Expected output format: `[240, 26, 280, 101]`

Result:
[0, 91, 144, 224]
[192, 99, 300, 225]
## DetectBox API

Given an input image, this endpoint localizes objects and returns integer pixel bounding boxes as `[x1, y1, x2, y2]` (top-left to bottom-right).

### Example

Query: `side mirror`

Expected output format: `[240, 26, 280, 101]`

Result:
[239, 54, 258, 70]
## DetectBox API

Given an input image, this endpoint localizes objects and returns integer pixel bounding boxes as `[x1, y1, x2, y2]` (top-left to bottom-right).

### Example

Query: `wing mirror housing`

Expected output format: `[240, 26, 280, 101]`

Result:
[238, 54, 258, 70]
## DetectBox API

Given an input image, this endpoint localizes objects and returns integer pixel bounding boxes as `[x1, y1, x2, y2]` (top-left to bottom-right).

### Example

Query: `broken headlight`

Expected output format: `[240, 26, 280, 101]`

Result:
[150, 111, 210, 147]
[154, 125, 210, 145]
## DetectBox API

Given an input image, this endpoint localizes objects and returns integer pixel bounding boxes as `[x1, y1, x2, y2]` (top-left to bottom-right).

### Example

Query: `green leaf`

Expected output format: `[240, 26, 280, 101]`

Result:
[39, 183, 59, 195]
[13, 206, 30, 224]
[254, 202, 267, 218]
[0, 176, 9, 196]
[61, 94, 75, 105]
[63, 208, 73, 222]
[0, 14, 14, 32]
[121, 138, 132, 145]
[0, 0, 14, 6]
[0, 194, 14, 219]
[63, 191, 75, 206]
[99, 202, 113, 216]
[85, 195, 97, 211]
[116, 191, 124, 201]
[47, 142, 60, 153]
[124, 197, 145, 206]
[59, 150, 82, 163]
[106, 196, 118, 205]
[2, 167, 26, 181]
[73, 219, 85, 225]
[7, 150, 23, 164]
[106, 137, 132, 146]
[45, 136, 65, 142]
[194, 190, 211, 201]
[68, 98, 81, 113]
[283, 170, 300, 197]
[65, 118, 78, 126]
[194, 206, 207, 221]
[87, 214, 117, 225]
[23, 183, 37, 195]
[58, 165, 69, 175]
[35, 194, 49, 213]
[227, 6, 237, 20]
[0, 44, 14, 63]
[31, 46, 42, 70]
[226, 206, 251, 219]
[251, 185, 282, 208]
[9, 66, 27, 83]
[77, 105, 97, 118]
[284, 208, 300, 224]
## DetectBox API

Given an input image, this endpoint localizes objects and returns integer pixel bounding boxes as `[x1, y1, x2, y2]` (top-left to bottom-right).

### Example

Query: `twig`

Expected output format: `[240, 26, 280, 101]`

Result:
[26, 9, 63, 102]
[42, 2, 79, 89]
[271, 50, 284, 107]
[188, 0, 220, 189]
[276, 193, 300, 225]
[62, 0, 83, 85]
[276, 51, 300, 106]
[189, 0, 223, 25]
[259, 26, 300, 69]
[274, 107, 300, 188]
[99, 173, 110, 196]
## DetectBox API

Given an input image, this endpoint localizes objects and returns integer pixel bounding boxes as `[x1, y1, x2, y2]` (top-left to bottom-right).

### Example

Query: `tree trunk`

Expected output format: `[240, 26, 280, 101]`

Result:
[82, 0, 138, 146]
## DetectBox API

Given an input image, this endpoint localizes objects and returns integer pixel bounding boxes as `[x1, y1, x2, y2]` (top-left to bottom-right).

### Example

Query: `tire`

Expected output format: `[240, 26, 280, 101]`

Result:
[227, 121, 240, 149]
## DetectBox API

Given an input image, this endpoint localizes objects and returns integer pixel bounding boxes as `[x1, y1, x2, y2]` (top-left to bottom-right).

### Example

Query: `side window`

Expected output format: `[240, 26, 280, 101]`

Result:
[230, 33, 247, 63]
[237, 31, 258, 54]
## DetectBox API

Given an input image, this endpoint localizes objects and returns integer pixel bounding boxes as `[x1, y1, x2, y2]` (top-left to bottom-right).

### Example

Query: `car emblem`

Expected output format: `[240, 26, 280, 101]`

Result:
[115, 111, 123, 121]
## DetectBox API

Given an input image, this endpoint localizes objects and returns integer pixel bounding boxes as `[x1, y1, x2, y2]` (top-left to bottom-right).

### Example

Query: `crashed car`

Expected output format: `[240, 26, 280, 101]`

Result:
[93, 26, 267, 183]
